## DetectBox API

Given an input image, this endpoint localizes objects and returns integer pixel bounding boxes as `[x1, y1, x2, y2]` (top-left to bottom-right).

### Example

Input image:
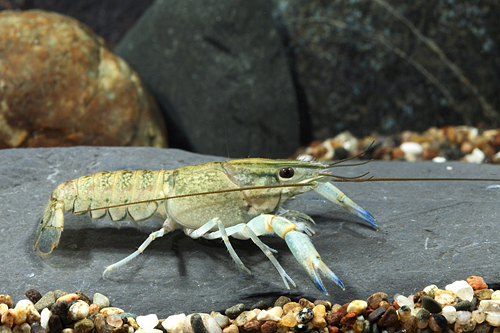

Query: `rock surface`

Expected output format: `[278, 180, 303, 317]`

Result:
[0, 147, 499, 317]
[115, 0, 299, 158]
[0, 10, 167, 148]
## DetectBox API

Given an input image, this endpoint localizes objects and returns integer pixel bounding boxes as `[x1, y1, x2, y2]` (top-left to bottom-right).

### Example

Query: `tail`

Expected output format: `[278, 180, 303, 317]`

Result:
[34, 193, 65, 257]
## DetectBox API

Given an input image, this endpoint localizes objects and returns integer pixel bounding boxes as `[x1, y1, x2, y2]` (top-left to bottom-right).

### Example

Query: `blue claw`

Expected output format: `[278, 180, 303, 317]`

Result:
[284, 230, 345, 295]
[314, 183, 377, 228]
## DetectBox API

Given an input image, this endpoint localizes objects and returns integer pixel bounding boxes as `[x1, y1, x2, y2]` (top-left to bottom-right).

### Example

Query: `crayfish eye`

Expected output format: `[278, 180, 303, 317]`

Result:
[279, 167, 294, 179]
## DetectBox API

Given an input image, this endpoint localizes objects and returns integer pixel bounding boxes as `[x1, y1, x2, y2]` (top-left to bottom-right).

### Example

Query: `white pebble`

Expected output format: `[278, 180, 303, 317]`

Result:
[40, 308, 51, 330]
[256, 309, 281, 322]
[446, 280, 474, 301]
[136, 314, 159, 329]
[492, 291, 500, 300]
[68, 301, 90, 321]
[222, 324, 238, 333]
[267, 306, 283, 318]
[432, 156, 447, 163]
[162, 314, 185, 332]
[472, 308, 486, 324]
[464, 148, 485, 164]
[442, 306, 457, 324]
[480, 300, 500, 313]
[423, 284, 438, 297]
[92, 293, 110, 309]
[394, 294, 414, 309]
[456, 311, 471, 325]
[401, 142, 423, 155]
[210, 312, 230, 328]
[435, 293, 456, 307]
[134, 329, 162, 333]
[486, 312, 500, 327]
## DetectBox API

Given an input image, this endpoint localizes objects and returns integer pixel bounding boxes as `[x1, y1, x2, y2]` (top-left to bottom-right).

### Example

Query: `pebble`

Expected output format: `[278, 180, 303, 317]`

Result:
[210, 312, 230, 328]
[135, 314, 158, 329]
[48, 314, 62, 333]
[1, 309, 14, 328]
[429, 314, 447, 331]
[35, 293, 56, 313]
[184, 313, 221, 333]
[441, 306, 457, 324]
[233, 311, 256, 327]
[282, 302, 301, 315]
[314, 300, 332, 311]
[475, 322, 492, 333]
[487, 312, 500, 327]
[106, 313, 123, 328]
[31, 322, 45, 333]
[0, 303, 8, 315]
[347, 300, 367, 315]
[455, 310, 471, 325]
[162, 314, 185, 332]
[280, 313, 298, 327]
[74, 293, 91, 306]
[56, 294, 78, 304]
[368, 307, 386, 323]
[394, 294, 414, 309]
[99, 307, 124, 316]
[240, 320, 260, 332]
[434, 293, 456, 307]
[493, 291, 500, 300]
[12, 300, 30, 325]
[475, 289, 494, 301]
[311, 305, 326, 328]
[454, 300, 472, 311]
[273, 296, 291, 308]
[89, 304, 99, 315]
[92, 293, 110, 310]
[224, 304, 245, 320]
[68, 301, 90, 322]
[256, 309, 281, 322]
[445, 280, 474, 302]
[467, 276, 488, 290]
[20, 322, 32, 333]
[260, 320, 277, 333]
[25, 290, 42, 305]
[423, 285, 438, 298]
[74, 319, 94, 333]
[222, 324, 238, 333]
[473, 308, 486, 324]
[403, 316, 418, 333]
[415, 308, 430, 329]
[40, 309, 51, 330]
[50, 302, 69, 326]
[61, 329, 74, 333]
[296, 307, 313, 323]
[421, 296, 442, 314]
[0, 295, 13, 308]
[377, 306, 398, 327]
[250, 300, 269, 310]
[464, 148, 485, 163]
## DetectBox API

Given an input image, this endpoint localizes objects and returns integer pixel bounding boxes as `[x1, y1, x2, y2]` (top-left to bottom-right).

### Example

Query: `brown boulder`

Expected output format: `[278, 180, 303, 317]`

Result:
[0, 10, 167, 148]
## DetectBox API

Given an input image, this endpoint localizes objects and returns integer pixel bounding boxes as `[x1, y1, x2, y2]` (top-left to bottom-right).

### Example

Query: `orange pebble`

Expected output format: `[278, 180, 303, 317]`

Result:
[467, 276, 488, 290]
[56, 293, 79, 303]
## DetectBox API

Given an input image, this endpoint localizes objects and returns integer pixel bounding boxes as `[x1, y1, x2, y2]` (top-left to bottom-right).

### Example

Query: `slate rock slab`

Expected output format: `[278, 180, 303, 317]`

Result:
[115, 0, 299, 158]
[1, 147, 499, 317]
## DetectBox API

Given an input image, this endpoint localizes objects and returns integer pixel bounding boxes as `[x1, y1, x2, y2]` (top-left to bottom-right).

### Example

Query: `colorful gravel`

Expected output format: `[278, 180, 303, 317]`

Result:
[1, 276, 500, 333]
[295, 126, 500, 164]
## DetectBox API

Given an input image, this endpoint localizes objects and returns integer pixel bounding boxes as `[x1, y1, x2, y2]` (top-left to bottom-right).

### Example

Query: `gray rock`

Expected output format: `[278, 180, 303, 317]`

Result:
[115, 0, 299, 158]
[34, 291, 55, 312]
[1, 147, 499, 318]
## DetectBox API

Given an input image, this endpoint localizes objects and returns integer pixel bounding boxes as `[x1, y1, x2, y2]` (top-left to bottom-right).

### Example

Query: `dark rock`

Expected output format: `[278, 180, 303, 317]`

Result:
[368, 307, 386, 323]
[115, 0, 299, 158]
[413, 291, 427, 307]
[421, 296, 442, 314]
[190, 314, 208, 333]
[292, 324, 309, 332]
[275, 1, 500, 138]
[225, 303, 245, 319]
[0, 10, 167, 148]
[75, 291, 92, 305]
[51, 301, 70, 326]
[377, 306, 398, 327]
[432, 314, 448, 331]
[250, 300, 270, 310]
[367, 292, 389, 310]
[454, 300, 472, 311]
[48, 315, 63, 333]
[274, 296, 291, 308]
[25, 289, 42, 304]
